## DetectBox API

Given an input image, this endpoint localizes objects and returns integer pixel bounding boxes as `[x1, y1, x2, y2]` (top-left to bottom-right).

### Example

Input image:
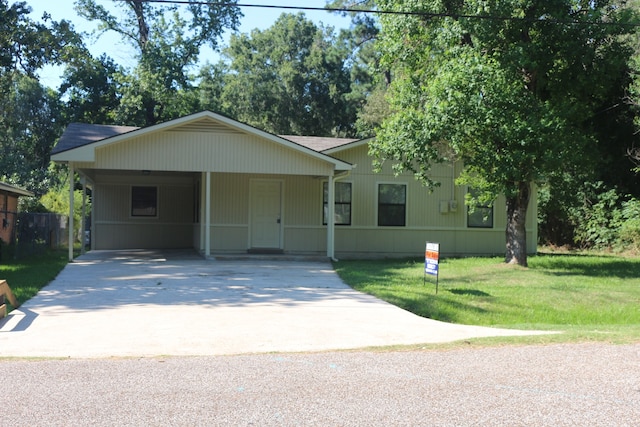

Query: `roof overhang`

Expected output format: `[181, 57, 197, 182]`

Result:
[0, 182, 34, 197]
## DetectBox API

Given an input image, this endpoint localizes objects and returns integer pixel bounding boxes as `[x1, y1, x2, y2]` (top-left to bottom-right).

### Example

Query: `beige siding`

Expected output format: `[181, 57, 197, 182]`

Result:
[92, 131, 335, 176]
[92, 172, 195, 249]
[85, 136, 536, 257]
[325, 144, 537, 257]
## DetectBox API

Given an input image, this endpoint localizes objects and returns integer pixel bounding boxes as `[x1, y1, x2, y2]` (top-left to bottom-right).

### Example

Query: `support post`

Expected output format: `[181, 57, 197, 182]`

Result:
[326, 173, 335, 260]
[81, 177, 87, 255]
[68, 163, 75, 262]
[205, 171, 211, 257]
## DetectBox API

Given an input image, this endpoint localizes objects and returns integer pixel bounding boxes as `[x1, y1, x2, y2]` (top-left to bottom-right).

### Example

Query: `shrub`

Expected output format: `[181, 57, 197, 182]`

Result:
[571, 183, 623, 249]
[619, 199, 640, 252]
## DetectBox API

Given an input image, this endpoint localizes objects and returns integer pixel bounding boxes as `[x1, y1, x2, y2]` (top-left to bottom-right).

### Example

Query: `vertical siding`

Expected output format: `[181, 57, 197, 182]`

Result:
[93, 131, 335, 175]
[93, 172, 195, 249]
[87, 138, 537, 257]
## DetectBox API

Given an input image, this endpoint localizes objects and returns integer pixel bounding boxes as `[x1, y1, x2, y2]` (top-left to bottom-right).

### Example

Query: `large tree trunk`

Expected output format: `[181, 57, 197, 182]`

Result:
[505, 181, 531, 266]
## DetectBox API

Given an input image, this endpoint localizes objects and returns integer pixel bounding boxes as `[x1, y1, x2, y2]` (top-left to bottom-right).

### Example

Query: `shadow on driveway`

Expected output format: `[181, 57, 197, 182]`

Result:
[0, 250, 552, 358]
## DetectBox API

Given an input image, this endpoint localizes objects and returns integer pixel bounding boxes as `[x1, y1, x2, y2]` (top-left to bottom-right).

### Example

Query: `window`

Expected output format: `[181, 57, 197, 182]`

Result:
[378, 183, 406, 226]
[467, 189, 493, 228]
[323, 181, 351, 225]
[131, 186, 158, 217]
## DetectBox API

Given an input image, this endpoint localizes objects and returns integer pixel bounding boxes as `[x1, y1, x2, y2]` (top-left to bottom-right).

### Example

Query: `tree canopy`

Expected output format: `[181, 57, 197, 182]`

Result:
[372, 0, 638, 265]
[216, 13, 358, 136]
[74, 0, 242, 125]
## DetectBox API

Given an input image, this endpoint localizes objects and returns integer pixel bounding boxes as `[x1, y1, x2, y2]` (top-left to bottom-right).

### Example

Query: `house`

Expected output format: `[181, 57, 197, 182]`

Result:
[0, 182, 34, 245]
[51, 111, 537, 260]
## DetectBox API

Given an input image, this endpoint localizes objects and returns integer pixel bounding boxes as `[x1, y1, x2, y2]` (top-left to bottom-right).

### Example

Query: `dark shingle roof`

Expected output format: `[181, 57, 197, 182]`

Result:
[52, 123, 359, 155]
[278, 135, 359, 152]
[52, 123, 139, 155]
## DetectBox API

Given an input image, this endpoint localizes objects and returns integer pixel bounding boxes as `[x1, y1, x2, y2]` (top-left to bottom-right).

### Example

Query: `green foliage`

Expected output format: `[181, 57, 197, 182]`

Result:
[59, 53, 121, 124]
[0, 1, 80, 196]
[74, 0, 242, 125]
[570, 183, 624, 249]
[372, 0, 637, 264]
[39, 185, 90, 240]
[619, 198, 640, 251]
[219, 13, 358, 136]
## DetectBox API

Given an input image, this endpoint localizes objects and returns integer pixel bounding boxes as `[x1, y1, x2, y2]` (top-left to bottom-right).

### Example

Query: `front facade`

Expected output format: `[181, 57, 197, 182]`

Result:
[51, 111, 537, 260]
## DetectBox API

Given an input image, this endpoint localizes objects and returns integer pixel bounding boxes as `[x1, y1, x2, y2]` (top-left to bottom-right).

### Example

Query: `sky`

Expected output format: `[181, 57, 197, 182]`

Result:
[22, 0, 353, 87]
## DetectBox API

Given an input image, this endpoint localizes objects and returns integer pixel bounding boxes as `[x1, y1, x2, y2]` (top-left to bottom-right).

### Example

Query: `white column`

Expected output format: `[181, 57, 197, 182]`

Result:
[205, 171, 211, 257]
[68, 163, 74, 262]
[326, 173, 335, 260]
[80, 177, 87, 255]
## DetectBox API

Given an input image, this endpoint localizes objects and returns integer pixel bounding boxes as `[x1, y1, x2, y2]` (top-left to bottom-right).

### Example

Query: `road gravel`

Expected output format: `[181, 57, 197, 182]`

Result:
[1, 343, 638, 426]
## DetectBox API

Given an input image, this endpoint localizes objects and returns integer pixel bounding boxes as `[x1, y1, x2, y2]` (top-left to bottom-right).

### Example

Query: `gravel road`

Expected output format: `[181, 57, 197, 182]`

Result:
[1, 342, 638, 426]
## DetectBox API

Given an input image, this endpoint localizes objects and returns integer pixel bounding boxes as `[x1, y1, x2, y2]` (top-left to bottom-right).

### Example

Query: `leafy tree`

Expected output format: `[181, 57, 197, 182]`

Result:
[195, 61, 229, 115]
[0, 0, 80, 195]
[59, 53, 121, 124]
[0, 74, 64, 195]
[75, 0, 242, 125]
[371, 0, 637, 266]
[327, 1, 388, 137]
[219, 13, 357, 136]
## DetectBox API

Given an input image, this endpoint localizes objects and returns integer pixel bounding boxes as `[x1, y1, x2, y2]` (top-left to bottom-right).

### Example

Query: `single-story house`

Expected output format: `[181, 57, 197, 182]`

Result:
[0, 182, 34, 245]
[51, 110, 537, 260]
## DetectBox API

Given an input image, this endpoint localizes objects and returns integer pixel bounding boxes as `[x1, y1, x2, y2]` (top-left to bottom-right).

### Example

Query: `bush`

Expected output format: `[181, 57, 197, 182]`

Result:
[571, 183, 623, 249]
[619, 199, 640, 252]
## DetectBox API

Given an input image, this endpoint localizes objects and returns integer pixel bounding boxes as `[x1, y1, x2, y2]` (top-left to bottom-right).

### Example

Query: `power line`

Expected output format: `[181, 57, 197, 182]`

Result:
[132, 0, 640, 27]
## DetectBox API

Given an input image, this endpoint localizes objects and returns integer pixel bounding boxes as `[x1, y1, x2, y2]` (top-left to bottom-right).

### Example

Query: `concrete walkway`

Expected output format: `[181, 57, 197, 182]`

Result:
[0, 250, 549, 358]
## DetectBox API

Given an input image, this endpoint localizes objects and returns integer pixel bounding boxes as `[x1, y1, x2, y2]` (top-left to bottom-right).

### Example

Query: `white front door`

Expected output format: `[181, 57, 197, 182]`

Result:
[250, 180, 282, 249]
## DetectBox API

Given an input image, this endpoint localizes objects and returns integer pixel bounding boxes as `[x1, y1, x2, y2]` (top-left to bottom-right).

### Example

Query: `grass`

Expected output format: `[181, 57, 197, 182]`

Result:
[0, 250, 69, 311]
[333, 252, 640, 344]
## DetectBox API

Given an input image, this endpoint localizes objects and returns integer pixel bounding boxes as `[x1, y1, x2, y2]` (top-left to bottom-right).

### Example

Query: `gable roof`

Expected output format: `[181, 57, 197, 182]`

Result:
[51, 111, 355, 171]
[52, 123, 139, 155]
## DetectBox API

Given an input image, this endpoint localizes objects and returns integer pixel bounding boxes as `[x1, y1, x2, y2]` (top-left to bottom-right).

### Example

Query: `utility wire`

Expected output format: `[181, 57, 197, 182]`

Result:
[130, 0, 640, 27]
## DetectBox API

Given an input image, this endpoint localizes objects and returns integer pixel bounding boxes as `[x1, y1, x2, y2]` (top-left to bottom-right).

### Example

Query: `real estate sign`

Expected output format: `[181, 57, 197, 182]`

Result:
[425, 242, 439, 276]
[424, 242, 440, 294]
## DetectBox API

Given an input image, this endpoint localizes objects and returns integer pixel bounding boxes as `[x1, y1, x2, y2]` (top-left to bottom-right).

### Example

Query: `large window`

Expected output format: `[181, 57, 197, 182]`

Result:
[323, 181, 351, 225]
[378, 183, 406, 226]
[467, 189, 493, 228]
[131, 186, 158, 217]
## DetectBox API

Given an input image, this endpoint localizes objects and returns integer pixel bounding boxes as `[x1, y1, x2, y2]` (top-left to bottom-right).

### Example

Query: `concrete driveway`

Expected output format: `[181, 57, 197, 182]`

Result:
[0, 250, 548, 358]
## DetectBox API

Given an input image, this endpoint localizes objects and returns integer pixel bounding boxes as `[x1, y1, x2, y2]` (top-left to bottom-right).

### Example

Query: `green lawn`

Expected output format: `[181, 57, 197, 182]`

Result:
[333, 253, 640, 344]
[0, 250, 69, 311]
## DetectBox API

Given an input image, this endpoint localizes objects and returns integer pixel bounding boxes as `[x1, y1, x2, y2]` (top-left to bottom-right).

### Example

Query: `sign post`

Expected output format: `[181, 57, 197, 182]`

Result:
[424, 242, 440, 294]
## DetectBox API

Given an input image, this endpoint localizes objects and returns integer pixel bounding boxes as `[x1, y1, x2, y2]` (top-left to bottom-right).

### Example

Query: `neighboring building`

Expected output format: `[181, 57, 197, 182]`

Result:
[51, 111, 537, 259]
[0, 182, 34, 245]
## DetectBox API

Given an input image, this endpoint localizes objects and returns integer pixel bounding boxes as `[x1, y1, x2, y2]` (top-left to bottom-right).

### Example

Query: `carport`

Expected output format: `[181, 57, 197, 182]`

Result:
[50, 111, 353, 261]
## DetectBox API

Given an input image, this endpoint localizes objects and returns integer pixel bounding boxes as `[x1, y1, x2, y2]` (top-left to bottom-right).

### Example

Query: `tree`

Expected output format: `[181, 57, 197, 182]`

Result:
[0, 0, 80, 195]
[219, 13, 357, 136]
[59, 53, 121, 124]
[372, 0, 637, 266]
[75, 0, 242, 125]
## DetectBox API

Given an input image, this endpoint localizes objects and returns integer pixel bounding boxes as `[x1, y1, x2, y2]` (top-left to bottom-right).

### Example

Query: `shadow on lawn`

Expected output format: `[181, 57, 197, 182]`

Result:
[448, 288, 492, 297]
[531, 253, 640, 279]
